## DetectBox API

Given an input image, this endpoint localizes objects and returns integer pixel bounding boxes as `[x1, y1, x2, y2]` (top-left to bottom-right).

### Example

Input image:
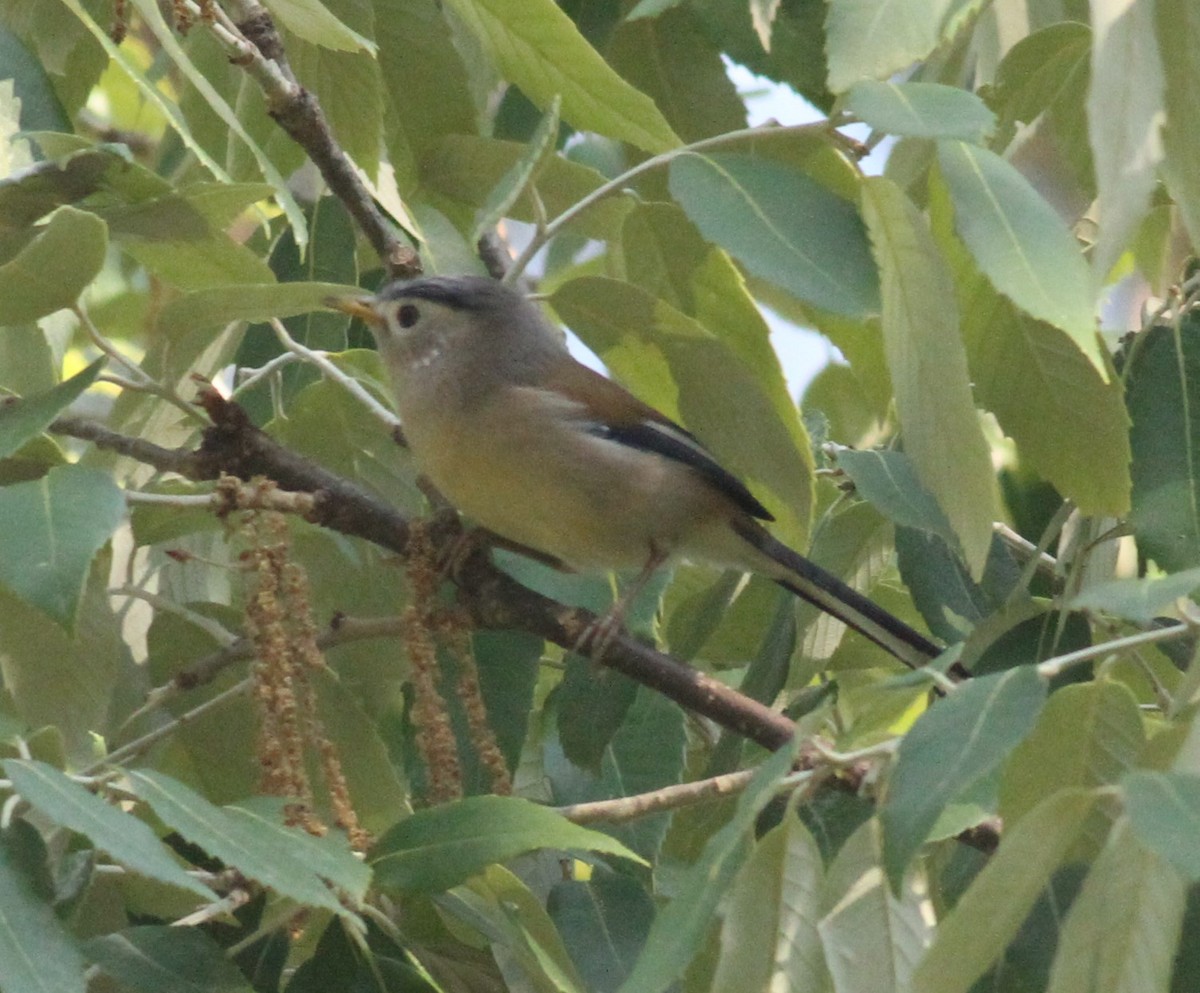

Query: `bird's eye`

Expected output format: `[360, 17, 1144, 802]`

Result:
[397, 303, 420, 328]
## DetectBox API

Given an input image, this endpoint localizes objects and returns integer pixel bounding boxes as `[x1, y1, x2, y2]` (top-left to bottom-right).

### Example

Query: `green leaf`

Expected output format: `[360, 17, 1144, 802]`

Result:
[1087, 0, 1165, 277]
[825, 0, 983, 93]
[834, 448, 959, 548]
[1045, 820, 1185, 993]
[123, 0, 308, 249]
[1125, 771, 1200, 881]
[606, 9, 747, 143]
[710, 815, 827, 993]
[55, 0, 230, 183]
[818, 818, 930, 993]
[1000, 681, 1143, 851]
[1125, 319, 1200, 571]
[0, 568, 124, 763]
[547, 688, 687, 864]
[287, 37, 383, 180]
[882, 667, 1046, 889]
[615, 738, 800, 993]
[371, 796, 645, 894]
[0, 357, 104, 461]
[848, 81, 995, 140]
[959, 287, 1130, 518]
[1156, 0, 1200, 254]
[936, 140, 1102, 375]
[157, 280, 362, 335]
[85, 926, 254, 993]
[548, 871, 655, 993]
[0, 827, 87, 993]
[4, 760, 210, 898]
[0, 466, 124, 630]
[424, 134, 630, 239]
[128, 771, 369, 921]
[0, 206, 106, 323]
[1069, 569, 1200, 623]
[0, 146, 121, 228]
[450, 866, 589, 993]
[262, 0, 375, 52]
[472, 94, 560, 242]
[861, 175, 997, 575]
[440, 0, 679, 153]
[668, 152, 879, 317]
[913, 789, 1099, 993]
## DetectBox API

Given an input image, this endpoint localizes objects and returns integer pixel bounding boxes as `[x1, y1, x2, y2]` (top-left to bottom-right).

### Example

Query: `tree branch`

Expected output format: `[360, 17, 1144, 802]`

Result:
[205, 0, 418, 277]
[50, 393, 797, 752]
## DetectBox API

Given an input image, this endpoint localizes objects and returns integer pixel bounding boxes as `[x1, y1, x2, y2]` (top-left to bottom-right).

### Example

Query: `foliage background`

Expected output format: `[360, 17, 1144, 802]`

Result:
[2, 0, 1200, 991]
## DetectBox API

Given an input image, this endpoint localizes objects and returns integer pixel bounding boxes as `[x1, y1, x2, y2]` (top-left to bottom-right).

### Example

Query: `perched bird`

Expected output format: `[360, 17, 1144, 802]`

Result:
[330, 275, 939, 669]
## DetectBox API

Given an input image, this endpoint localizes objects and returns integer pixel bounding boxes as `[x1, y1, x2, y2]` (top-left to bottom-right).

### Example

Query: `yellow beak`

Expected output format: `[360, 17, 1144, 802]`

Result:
[325, 294, 383, 328]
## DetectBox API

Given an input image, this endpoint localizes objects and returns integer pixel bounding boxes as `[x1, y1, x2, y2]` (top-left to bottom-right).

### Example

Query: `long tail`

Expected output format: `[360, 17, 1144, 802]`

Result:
[732, 518, 940, 670]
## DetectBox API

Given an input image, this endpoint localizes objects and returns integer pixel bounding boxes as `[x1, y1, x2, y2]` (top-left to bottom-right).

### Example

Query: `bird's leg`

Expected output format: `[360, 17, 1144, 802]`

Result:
[579, 543, 669, 664]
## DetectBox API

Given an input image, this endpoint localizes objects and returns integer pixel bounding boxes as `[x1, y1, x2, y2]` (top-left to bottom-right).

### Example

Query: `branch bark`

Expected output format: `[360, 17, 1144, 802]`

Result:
[51, 392, 797, 752]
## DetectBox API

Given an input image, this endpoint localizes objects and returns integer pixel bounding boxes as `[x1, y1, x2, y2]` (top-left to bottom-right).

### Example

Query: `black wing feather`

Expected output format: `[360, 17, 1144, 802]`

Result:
[586, 421, 774, 521]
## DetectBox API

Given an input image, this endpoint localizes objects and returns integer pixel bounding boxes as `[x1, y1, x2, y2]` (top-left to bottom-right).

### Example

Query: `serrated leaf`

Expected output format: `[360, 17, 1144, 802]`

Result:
[85, 926, 254, 993]
[711, 815, 827, 993]
[546, 688, 687, 864]
[1087, 0, 1165, 278]
[472, 94, 560, 242]
[1069, 569, 1200, 623]
[825, 0, 983, 93]
[937, 140, 1102, 376]
[615, 738, 800, 993]
[914, 789, 1099, 993]
[128, 771, 368, 921]
[158, 280, 362, 335]
[0, 147, 122, 228]
[834, 448, 958, 548]
[0, 357, 103, 461]
[262, 0, 374, 52]
[960, 287, 1130, 517]
[55, 0, 230, 182]
[4, 760, 210, 898]
[371, 795, 644, 894]
[1045, 820, 1185, 993]
[548, 871, 655, 993]
[0, 827, 87, 993]
[0, 466, 124, 630]
[1000, 681, 1143, 852]
[1125, 771, 1200, 881]
[819, 818, 930, 993]
[668, 152, 879, 317]
[861, 175, 996, 575]
[1126, 319, 1200, 571]
[0, 206, 106, 323]
[122, 0, 308, 249]
[848, 81, 995, 140]
[882, 667, 1046, 889]
[441, 0, 679, 153]
[455, 866, 589, 993]
[1156, 0, 1200, 253]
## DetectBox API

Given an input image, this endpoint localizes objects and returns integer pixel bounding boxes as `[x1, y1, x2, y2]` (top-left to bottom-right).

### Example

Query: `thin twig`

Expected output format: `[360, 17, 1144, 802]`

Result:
[503, 120, 847, 283]
[268, 318, 399, 432]
[202, 0, 416, 275]
[1037, 623, 1193, 680]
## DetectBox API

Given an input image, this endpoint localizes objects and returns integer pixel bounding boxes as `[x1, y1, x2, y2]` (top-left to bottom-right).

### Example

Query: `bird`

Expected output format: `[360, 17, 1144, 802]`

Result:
[328, 275, 940, 669]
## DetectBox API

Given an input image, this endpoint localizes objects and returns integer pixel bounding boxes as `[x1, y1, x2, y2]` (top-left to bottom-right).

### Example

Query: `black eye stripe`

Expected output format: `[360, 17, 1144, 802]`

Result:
[397, 303, 420, 328]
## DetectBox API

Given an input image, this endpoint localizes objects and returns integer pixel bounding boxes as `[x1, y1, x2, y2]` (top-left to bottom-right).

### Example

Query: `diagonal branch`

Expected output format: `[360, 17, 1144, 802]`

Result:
[50, 392, 797, 752]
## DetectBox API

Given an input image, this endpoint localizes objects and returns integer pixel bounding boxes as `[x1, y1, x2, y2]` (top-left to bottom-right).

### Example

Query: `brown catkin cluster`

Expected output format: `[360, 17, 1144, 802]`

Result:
[240, 492, 369, 849]
[402, 524, 513, 802]
[109, 0, 127, 43]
